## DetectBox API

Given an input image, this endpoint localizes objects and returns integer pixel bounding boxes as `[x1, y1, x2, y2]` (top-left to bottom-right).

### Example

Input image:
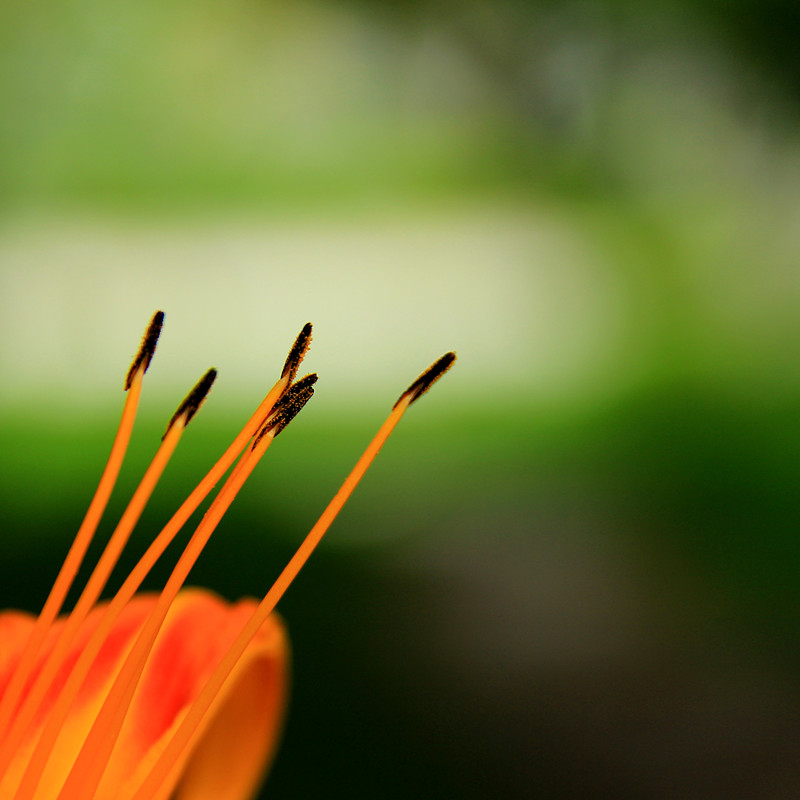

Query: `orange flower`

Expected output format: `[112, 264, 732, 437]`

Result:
[0, 591, 287, 800]
[0, 313, 454, 800]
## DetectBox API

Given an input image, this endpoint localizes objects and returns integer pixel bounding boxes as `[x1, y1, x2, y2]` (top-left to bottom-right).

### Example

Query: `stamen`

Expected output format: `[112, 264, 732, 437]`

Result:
[127, 353, 455, 800]
[0, 312, 163, 746]
[163, 368, 217, 437]
[254, 374, 317, 448]
[124, 310, 165, 390]
[55, 361, 316, 800]
[394, 351, 456, 408]
[281, 322, 312, 386]
[7, 371, 217, 800]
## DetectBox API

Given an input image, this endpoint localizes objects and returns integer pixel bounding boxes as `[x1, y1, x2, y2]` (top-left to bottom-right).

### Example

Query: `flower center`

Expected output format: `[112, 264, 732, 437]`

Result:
[0, 312, 454, 800]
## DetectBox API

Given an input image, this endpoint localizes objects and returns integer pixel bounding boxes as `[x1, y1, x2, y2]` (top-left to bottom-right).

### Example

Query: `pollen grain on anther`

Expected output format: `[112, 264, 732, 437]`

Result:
[285, 372, 318, 397]
[255, 374, 317, 446]
[394, 351, 456, 408]
[125, 310, 165, 390]
[272, 385, 315, 437]
[281, 322, 313, 385]
[164, 368, 218, 437]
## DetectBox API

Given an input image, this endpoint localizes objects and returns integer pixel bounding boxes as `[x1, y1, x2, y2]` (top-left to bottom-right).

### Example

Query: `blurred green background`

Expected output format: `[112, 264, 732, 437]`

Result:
[2, 0, 800, 797]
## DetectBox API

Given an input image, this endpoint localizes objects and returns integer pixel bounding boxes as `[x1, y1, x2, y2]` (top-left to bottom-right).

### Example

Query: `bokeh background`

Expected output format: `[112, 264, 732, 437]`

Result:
[2, 0, 800, 797]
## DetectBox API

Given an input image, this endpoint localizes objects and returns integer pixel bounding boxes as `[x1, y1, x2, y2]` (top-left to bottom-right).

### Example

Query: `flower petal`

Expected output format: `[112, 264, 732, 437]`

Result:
[0, 595, 158, 798]
[106, 589, 287, 800]
[0, 590, 287, 800]
[0, 611, 37, 694]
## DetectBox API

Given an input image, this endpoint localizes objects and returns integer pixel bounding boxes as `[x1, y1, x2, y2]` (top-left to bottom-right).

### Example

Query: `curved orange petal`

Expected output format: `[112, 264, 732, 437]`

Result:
[108, 590, 288, 800]
[0, 590, 287, 800]
[0, 612, 37, 693]
[0, 595, 158, 798]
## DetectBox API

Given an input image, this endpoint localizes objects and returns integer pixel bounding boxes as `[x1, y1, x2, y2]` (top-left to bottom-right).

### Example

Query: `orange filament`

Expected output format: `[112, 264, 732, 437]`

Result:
[55, 425, 282, 800]
[0, 367, 144, 749]
[0, 310, 164, 750]
[11, 375, 289, 800]
[128, 396, 413, 800]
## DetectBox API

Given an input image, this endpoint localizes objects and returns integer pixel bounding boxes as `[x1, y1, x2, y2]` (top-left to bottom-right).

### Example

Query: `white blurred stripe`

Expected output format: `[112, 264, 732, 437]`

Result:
[0, 207, 623, 407]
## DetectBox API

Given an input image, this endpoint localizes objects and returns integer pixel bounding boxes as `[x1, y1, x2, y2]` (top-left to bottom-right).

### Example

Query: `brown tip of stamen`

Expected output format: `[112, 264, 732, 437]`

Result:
[254, 373, 317, 447]
[125, 311, 165, 390]
[271, 384, 315, 438]
[281, 323, 313, 385]
[394, 352, 456, 408]
[284, 372, 318, 398]
[163, 368, 217, 438]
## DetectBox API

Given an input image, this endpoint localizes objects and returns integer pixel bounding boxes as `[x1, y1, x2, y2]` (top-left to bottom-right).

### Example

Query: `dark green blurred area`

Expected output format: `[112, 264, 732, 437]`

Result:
[3, 0, 800, 798]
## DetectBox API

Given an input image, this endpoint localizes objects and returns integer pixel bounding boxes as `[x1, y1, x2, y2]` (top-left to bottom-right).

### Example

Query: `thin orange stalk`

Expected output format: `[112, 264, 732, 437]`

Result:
[0, 311, 162, 751]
